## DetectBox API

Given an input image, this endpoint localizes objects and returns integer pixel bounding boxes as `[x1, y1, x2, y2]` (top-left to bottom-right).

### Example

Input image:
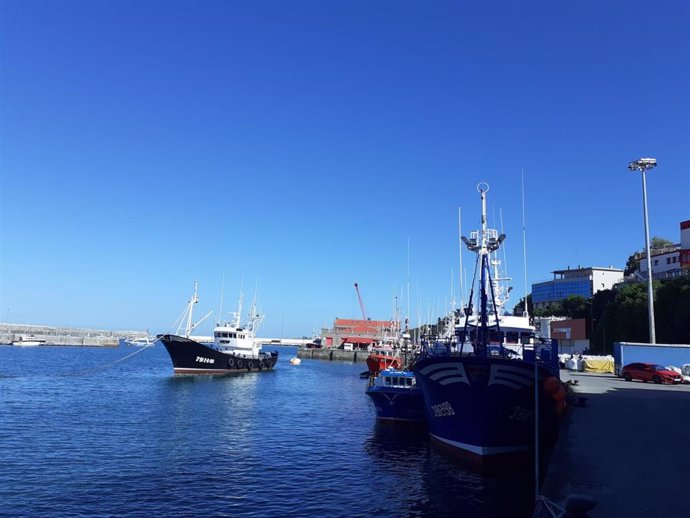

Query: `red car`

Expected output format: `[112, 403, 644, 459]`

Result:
[620, 362, 683, 384]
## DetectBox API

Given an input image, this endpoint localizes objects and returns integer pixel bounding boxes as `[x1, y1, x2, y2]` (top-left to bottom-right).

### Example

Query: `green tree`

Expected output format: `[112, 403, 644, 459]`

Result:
[560, 295, 588, 319]
[655, 277, 690, 344]
[596, 282, 651, 353]
[651, 237, 674, 250]
[624, 254, 638, 276]
[513, 294, 533, 317]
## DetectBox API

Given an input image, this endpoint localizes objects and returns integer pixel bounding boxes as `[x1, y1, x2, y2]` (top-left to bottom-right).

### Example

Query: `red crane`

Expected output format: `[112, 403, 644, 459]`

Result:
[354, 282, 368, 321]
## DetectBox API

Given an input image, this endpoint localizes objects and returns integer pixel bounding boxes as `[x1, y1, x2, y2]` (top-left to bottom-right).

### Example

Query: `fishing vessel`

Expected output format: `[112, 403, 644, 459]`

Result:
[412, 183, 562, 471]
[366, 367, 425, 423]
[365, 347, 402, 376]
[159, 283, 278, 374]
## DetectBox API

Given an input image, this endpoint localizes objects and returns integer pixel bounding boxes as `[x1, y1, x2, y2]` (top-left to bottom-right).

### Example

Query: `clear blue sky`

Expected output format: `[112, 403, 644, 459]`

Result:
[1, 0, 688, 337]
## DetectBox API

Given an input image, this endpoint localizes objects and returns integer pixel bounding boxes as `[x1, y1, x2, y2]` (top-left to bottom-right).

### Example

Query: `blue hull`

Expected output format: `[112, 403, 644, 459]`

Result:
[366, 386, 426, 423]
[413, 355, 559, 468]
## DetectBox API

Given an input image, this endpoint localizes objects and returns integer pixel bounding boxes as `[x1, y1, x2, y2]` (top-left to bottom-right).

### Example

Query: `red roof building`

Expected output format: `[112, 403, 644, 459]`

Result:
[321, 318, 398, 350]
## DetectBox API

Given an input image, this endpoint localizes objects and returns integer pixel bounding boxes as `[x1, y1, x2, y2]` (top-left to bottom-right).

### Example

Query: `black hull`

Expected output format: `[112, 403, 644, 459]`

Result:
[158, 334, 278, 374]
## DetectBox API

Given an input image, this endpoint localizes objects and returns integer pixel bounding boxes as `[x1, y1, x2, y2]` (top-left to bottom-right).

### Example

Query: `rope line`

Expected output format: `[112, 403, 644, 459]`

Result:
[56, 342, 158, 377]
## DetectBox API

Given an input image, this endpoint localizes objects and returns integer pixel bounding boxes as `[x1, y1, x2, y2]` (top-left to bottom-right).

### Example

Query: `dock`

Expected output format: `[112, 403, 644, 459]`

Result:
[0, 323, 141, 347]
[296, 347, 367, 363]
[537, 371, 690, 517]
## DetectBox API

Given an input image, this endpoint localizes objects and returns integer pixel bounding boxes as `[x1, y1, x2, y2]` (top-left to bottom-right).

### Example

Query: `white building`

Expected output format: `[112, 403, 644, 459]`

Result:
[638, 248, 682, 279]
[636, 220, 689, 280]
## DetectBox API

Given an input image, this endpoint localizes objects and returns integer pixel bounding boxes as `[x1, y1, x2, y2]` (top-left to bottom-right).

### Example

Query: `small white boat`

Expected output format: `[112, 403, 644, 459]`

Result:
[289, 357, 301, 365]
[11, 335, 46, 347]
[118, 336, 156, 347]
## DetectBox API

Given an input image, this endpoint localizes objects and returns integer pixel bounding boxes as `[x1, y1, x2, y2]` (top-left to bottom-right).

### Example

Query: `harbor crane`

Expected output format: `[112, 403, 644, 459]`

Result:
[354, 282, 368, 321]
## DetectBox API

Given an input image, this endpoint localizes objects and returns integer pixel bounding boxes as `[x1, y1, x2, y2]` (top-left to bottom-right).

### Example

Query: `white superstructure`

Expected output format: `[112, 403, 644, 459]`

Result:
[211, 294, 265, 359]
[456, 182, 535, 357]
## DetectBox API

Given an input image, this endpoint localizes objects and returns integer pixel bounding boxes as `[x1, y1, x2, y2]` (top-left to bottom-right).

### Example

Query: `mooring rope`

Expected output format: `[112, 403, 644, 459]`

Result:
[55, 342, 158, 377]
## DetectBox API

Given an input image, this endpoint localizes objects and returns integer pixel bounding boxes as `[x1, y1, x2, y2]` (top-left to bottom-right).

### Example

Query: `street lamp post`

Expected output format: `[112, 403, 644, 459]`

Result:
[628, 157, 657, 344]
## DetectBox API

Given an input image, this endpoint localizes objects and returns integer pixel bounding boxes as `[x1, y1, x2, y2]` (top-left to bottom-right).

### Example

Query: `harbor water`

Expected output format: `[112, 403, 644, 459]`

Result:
[0, 345, 536, 517]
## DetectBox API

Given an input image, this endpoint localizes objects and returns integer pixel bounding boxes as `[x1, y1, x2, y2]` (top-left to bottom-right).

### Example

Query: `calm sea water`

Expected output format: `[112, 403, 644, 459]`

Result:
[0, 345, 536, 517]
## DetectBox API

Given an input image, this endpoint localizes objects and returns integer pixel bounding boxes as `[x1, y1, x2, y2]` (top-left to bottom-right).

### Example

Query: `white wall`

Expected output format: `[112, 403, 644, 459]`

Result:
[639, 251, 681, 275]
[592, 269, 624, 293]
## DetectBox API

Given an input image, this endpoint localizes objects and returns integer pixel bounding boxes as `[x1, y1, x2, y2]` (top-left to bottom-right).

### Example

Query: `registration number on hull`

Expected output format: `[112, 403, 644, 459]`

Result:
[196, 356, 215, 364]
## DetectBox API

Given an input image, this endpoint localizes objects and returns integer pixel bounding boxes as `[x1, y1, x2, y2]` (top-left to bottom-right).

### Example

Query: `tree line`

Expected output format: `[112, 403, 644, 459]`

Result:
[513, 275, 690, 354]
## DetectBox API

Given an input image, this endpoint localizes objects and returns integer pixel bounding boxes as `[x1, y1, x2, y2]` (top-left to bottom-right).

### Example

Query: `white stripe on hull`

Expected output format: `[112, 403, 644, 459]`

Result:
[174, 367, 256, 374]
[429, 433, 533, 456]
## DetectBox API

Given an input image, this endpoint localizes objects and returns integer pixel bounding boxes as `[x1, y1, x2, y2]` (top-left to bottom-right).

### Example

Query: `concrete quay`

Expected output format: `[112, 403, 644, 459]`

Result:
[296, 347, 367, 363]
[0, 323, 146, 347]
[538, 371, 690, 517]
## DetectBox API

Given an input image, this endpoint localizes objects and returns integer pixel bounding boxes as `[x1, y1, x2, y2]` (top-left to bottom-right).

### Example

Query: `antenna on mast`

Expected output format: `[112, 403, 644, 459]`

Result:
[406, 238, 411, 333]
[218, 272, 225, 325]
[521, 169, 530, 319]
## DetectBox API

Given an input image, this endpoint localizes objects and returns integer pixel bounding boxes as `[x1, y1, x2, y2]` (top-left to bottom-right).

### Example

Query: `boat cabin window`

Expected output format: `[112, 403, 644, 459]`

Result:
[520, 332, 532, 345]
[489, 330, 503, 343]
[506, 332, 519, 344]
[384, 376, 392, 386]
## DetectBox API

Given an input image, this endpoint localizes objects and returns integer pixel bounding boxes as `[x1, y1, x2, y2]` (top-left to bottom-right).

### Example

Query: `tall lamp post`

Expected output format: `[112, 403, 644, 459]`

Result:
[628, 157, 657, 344]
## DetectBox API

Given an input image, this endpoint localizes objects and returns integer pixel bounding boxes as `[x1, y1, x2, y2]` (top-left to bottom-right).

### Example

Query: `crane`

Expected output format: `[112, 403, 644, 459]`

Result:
[354, 282, 368, 321]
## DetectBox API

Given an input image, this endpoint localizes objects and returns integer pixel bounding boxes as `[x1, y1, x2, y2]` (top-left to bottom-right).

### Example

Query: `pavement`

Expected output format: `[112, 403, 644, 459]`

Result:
[538, 371, 690, 517]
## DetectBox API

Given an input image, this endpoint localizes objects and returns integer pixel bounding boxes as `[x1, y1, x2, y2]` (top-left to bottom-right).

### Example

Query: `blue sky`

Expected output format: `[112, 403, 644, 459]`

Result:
[1, 0, 688, 337]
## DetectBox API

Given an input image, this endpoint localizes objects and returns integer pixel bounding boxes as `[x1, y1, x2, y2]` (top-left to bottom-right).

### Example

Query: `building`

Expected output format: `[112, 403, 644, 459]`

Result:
[550, 318, 589, 355]
[638, 247, 682, 279]
[320, 318, 398, 350]
[680, 220, 690, 267]
[636, 219, 689, 279]
[532, 266, 624, 310]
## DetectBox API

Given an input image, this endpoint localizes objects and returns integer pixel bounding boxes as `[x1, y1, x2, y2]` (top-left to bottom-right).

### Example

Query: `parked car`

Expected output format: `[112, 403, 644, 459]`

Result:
[665, 365, 690, 384]
[620, 362, 682, 384]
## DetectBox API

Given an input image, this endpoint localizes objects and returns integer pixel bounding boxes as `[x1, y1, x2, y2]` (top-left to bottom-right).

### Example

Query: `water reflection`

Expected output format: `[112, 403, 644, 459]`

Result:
[364, 421, 536, 518]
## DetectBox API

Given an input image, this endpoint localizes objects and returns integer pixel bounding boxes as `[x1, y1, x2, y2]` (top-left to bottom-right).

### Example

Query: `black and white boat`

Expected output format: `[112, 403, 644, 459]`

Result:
[159, 284, 278, 374]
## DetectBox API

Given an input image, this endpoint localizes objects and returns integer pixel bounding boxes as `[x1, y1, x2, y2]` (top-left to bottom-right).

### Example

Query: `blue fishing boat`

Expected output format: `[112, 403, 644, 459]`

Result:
[366, 368, 425, 424]
[412, 183, 563, 471]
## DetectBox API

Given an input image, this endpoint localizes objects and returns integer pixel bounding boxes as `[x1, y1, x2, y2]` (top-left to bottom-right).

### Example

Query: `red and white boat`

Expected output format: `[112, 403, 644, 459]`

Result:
[365, 346, 402, 375]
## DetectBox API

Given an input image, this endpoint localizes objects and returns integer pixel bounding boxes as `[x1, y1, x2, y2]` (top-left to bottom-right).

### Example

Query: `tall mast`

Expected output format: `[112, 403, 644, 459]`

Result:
[406, 238, 410, 334]
[458, 207, 465, 308]
[218, 273, 225, 325]
[186, 282, 199, 337]
[521, 169, 530, 319]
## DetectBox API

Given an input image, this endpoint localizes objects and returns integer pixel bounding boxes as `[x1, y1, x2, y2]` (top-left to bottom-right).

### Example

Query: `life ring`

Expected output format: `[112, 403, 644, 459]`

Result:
[228, 358, 235, 368]
[236, 359, 244, 369]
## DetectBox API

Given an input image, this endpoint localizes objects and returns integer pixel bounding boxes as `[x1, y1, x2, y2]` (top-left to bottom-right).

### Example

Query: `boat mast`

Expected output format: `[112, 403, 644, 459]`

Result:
[479, 184, 490, 354]
[521, 169, 530, 320]
[185, 282, 199, 338]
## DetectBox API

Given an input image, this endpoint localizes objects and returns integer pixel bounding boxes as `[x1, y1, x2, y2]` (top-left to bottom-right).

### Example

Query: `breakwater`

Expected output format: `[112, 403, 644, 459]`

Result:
[296, 348, 365, 362]
[0, 323, 146, 347]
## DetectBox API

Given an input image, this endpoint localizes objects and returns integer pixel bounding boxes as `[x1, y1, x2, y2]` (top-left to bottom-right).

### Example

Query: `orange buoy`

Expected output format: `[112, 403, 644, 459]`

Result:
[553, 385, 567, 401]
[555, 399, 567, 417]
[543, 376, 560, 394]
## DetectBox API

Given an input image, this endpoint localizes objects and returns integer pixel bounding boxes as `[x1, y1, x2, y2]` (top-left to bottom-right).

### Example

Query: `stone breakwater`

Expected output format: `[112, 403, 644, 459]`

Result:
[296, 348, 367, 363]
[0, 323, 147, 347]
